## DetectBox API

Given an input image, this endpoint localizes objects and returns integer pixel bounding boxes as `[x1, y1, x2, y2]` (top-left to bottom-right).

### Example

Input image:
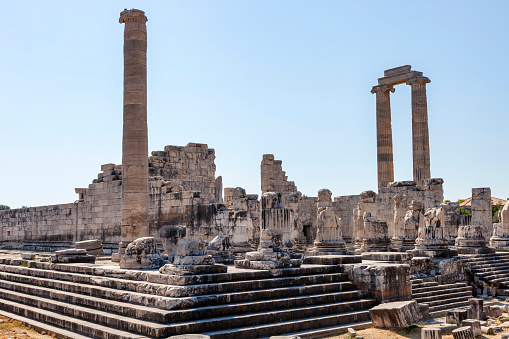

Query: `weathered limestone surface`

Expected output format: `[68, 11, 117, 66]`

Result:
[49, 248, 95, 264]
[441, 202, 461, 245]
[159, 225, 186, 260]
[461, 319, 481, 337]
[377, 179, 444, 240]
[260, 154, 297, 194]
[360, 212, 389, 252]
[149, 143, 217, 202]
[353, 191, 377, 249]
[369, 300, 422, 328]
[344, 263, 411, 302]
[120, 9, 150, 244]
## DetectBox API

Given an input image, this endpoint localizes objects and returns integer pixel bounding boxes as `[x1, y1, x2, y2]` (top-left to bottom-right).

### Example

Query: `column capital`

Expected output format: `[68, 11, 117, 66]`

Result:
[120, 9, 148, 24]
[406, 76, 430, 86]
[371, 84, 395, 94]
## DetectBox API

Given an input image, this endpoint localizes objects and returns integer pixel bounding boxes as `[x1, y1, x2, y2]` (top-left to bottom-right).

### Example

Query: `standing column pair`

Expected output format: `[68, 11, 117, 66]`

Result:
[372, 76, 431, 187]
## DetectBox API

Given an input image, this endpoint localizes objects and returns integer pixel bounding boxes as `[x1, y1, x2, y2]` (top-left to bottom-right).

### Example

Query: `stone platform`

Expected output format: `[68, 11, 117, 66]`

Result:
[0, 250, 376, 338]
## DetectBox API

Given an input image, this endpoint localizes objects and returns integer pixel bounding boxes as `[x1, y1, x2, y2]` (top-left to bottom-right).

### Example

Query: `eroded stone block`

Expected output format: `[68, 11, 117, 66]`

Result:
[369, 300, 422, 328]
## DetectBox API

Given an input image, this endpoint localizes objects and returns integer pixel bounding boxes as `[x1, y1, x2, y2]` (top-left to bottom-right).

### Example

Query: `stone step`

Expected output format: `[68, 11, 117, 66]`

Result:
[424, 295, 472, 308]
[0, 308, 93, 339]
[429, 301, 471, 317]
[0, 287, 168, 337]
[0, 269, 356, 311]
[413, 287, 472, 300]
[413, 291, 473, 304]
[0, 297, 152, 339]
[411, 281, 439, 289]
[202, 308, 373, 339]
[0, 263, 349, 298]
[471, 262, 509, 269]
[0, 258, 345, 285]
[0, 278, 171, 322]
[166, 299, 376, 336]
[282, 320, 372, 339]
[412, 282, 468, 294]
[470, 263, 509, 272]
[165, 290, 363, 323]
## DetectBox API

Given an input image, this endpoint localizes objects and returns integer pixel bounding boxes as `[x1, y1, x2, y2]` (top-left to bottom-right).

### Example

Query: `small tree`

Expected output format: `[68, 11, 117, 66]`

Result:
[0, 205, 10, 210]
[493, 203, 504, 223]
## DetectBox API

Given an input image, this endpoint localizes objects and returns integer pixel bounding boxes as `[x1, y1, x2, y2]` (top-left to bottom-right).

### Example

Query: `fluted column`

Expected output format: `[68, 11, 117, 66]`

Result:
[372, 85, 395, 188]
[407, 76, 431, 184]
[119, 9, 149, 245]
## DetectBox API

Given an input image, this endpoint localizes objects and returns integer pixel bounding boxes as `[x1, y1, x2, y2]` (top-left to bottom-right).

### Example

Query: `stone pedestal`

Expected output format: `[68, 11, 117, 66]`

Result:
[490, 201, 509, 250]
[119, 237, 164, 269]
[393, 200, 424, 251]
[455, 225, 494, 254]
[306, 207, 349, 256]
[235, 229, 302, 270]
[360, 213, 390, 252]
[159, 225, 186, 262]
[413, 207, 456, 258]
[206, 235, 235, 264]
[353, 190, 377, 250]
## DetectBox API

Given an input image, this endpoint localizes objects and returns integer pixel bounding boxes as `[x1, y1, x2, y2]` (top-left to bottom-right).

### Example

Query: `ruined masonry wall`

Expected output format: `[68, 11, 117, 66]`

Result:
[149, 143, 216, 202]
[261, 154, 297, 194]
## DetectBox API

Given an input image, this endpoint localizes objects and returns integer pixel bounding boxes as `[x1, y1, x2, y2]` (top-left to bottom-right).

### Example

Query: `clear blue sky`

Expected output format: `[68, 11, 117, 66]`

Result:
[1, 1, 508, 209]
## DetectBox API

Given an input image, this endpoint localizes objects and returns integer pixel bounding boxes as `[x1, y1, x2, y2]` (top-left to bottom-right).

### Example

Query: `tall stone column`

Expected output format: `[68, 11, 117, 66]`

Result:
[119, 9, 149, 246]
[371, 85, 395, 188]
[407, 76, 431, 184]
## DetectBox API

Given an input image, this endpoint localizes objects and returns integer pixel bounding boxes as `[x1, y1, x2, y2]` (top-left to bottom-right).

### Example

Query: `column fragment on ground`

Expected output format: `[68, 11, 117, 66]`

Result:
[119, 9, 149, 244]
[372, 85, 395, 188]
[407, 76, 431, 184]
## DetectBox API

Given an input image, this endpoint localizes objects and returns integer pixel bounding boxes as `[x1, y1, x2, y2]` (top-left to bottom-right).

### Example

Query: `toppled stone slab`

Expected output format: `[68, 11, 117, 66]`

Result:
[75, 239, 103, 256]
[50, 248, 95, 264]
[21, 252, 36, 260]
[369, 300, 422, 328]
[119, 237, 164, 269]
[168, 335, 211, 339]
[303, 255, 361, 265]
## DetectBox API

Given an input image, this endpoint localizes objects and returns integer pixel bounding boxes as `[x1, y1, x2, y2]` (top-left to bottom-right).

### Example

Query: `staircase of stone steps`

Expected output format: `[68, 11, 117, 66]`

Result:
[0, 257, 377, 339]
[411, 279, 473, 317]
[461, 252, 509, 296]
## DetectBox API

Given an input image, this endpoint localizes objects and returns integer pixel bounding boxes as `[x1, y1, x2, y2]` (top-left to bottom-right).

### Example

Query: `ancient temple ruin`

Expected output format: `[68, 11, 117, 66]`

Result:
[0, 8, 508, 339]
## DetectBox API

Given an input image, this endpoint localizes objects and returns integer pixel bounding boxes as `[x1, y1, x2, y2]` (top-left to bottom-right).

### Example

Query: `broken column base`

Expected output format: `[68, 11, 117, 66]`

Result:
[119, 237, 164, 269]
[390, 238, 416, 252]
[489, 237, 509, 252]
[234, 250, 302, 270]
[359, 238, 390, 253]
[455, 246, 495, 255]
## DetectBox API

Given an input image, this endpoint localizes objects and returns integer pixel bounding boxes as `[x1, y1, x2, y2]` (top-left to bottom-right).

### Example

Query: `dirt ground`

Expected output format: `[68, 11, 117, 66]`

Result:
[327, 320, 508, 339]
[0, 315, 54, 339]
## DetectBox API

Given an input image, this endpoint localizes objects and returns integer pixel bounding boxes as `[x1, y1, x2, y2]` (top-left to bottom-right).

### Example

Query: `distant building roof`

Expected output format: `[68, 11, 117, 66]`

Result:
[459, 197, 507, 207]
